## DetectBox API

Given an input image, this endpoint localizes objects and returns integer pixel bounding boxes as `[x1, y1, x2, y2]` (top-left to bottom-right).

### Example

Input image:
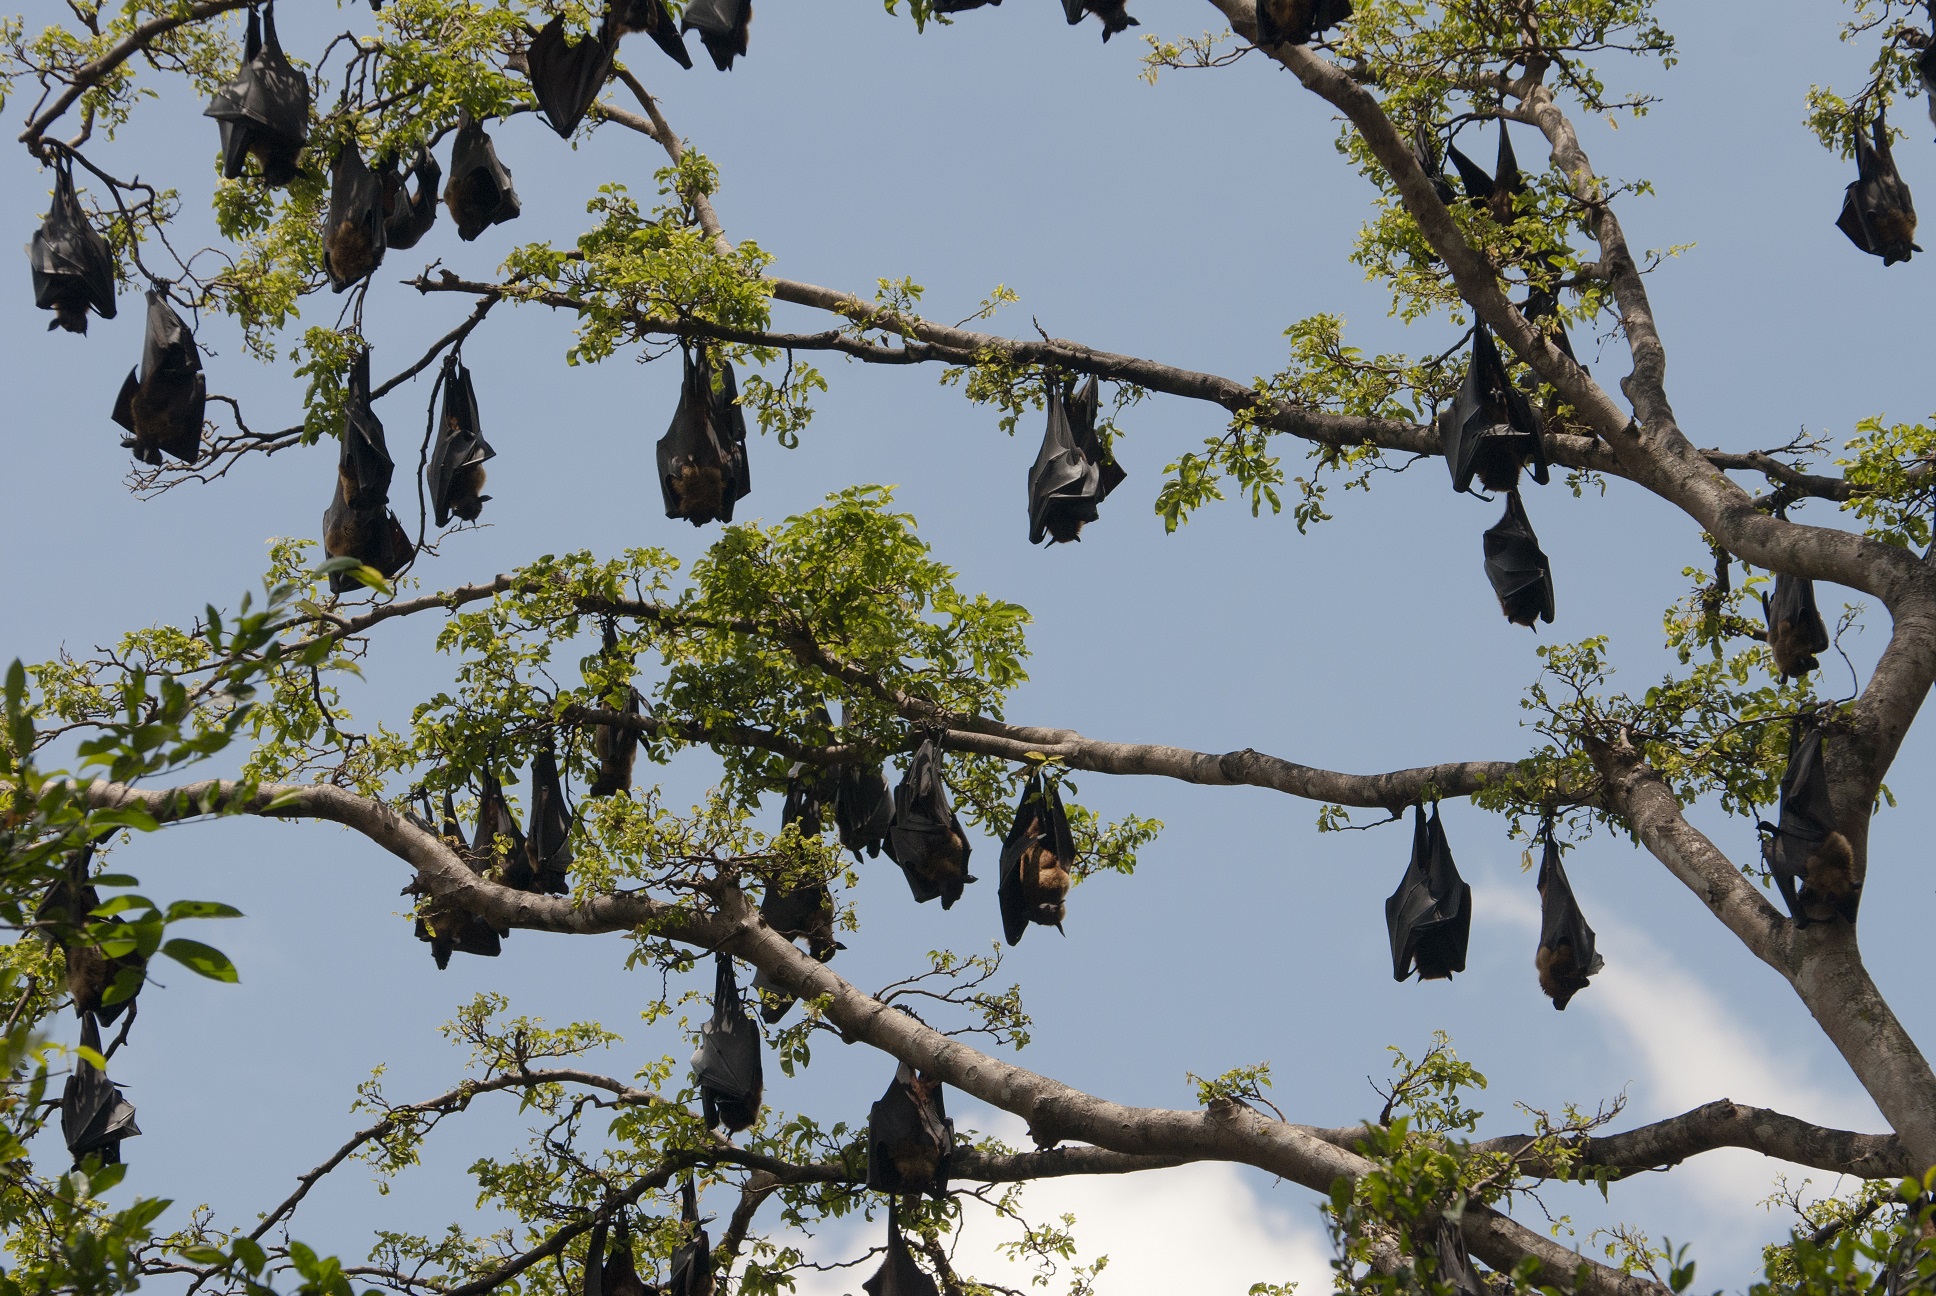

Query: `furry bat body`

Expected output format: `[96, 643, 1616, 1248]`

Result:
[657, 349, 752, 525]
[1838, 111, 1920, 265]
[1534, 832, 1602, 1009]
[1385, 804, 1472, 981]
[1061, 0, 1139, 41]
[1481, 490, 1555, 628]
[379, 146, 441, 249]
[681, 0, 751, 69]
[204, 1, 309, 187]
[1761, 714, 1861, 926]
[443, 114, 521, 241]
[112, 291, 206, 464]
[611, 0, 695, 68]
[39, 848, 146, 1024]
[691, 953, 763, 1132]
[1761, 573, 1829, 680]
[997, 770, 1074, 945]
[322, 348, 413, 593]
[866, 1063, 955, 1198]
[29, 161, 116, 334]
[1253, 0, 1352, 46]
[428, 353, 496, 526]
[887, 740, 975, 908]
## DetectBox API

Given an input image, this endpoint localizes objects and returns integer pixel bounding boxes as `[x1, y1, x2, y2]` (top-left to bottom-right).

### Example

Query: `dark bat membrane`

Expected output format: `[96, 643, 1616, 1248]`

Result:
[867, 1062, 955, 1199]
[586, 622, 645, 798]
[1385, 804, 1472, 981]
[757, 764, 843, 1022]
[410, 791, 504, 967]
[443, 113, 522, 242]
[29, 161, 116, 334]
[61, 1014, 140, 1168]
[1482, 490, 1555, 628]
[887, 740, 975, 908]
[1413, 123, 1458, 206]
[1061, 0, 1139, 41]
[1434, 1217, 1487, 1296]
[998, 770, 1074, 946]
[657, 349, 752, 525]
[681, 0, 752, 69]
[1446, 122, 1525, 226]
[1761, 573, 1829, 680]
[1760, 714, 1860, 926]
[1253, 0, 1352, 46]
[1443, 324, 1547, 495]
[1534, 831, 1601, 1010]
[862, 1202, 940, 1296]
[932, 0, 1003, 11]
[835, 760, 894, 859]
[39, 847, 146, 1024]
[1920, 34, 1936, 136]
[324, 145, 387, 293]
[598, 1215, 651, 1296]
[1520, 282, 1579, 366]
[1027, 375, 1127, 545]
[525, 743, 575, 896]
[204, 1, 309, 187]
[691, 953, 763, 1132]
[475, 770, 533, 890]
[667, 1179, 714, 1296]
[112, 290, 206, 465]
[379, 146, 441, 250]
[1837, 111, 1921, 265]
[322, 348, 413, 594]
[610, 0, 695, 69]
[527, 16, 615, 138]
[429, 352, 496, 526]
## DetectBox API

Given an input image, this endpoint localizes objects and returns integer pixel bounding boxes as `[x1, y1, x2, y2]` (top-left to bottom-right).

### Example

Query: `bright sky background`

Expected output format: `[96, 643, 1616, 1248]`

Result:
[2, 1, 1932, 1292]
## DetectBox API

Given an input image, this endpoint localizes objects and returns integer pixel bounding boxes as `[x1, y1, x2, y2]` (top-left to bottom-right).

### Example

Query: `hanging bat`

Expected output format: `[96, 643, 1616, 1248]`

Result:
[601, 1215, 651, 1296]
[29, 160, 117, 334]
[204, 0, 310, 187]
[582, 1214, 608, 1296]
[1761, 573, 1829, 680]
[681, 0, 752, 69]
[411, 791, 504, 967]
[1837, 110, 1920, 265]
[379, 145, 441, 250]
[998, 770, 1074, 945]
[528, 16, 616, 138]
[887, 739, 975, 908]
[111, 290, 206, 465]
[475, 770, 534, 890]
[1920, 34, 1936, 136]
[587, 621, 645, 798]
[835, 761, 894, 859]
[38, 847, 146, 1024]
[443, 113, 522, 242]
[1482, 490, 1555, 628]
[1760, 714, 1860, 926]
[1385, 804, 1472, 981]
[657, 349, 752, 525]
[525, 743, 575, 896]
[1060, 0, 1139, 41]
[61, 1013, 140, 1168]
[1253, 0, 1352, 47]
[1519, 282, 1578, 366]
[323, 348, 413, 594]
[1434, 1217, 1487, 1296]
[1442, 324, 1547, 495]
[1028, 375, 1126, 545]
[1446, 122, 1525, 226]
[610, 0, 695, 69]
[667, 1179, 714, 1296]
[1534, 830, 1601, 1010]
[324, 145, 387, 292]
[782, 761, 834, 839]
[429, 352, 496, 526]
[691, 952, 763, 1133]
[867, 1062, 955, 1199]
[759, 766, 843, 1020]
[932, 0, 1002, 11]
[1412, 122, 1458, 206]
[861, 1202, 940, 1296]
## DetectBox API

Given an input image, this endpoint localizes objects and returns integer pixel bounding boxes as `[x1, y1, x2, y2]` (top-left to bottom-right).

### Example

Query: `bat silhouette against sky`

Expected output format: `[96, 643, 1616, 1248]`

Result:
[474, 770, 532, 890]
[657, 349, 752, 525]
[1447, 121, 1525, 226]
[29, 159, 116, 334]
[998, 770, 1074, 945]
[1443, 324, 1547, 495]
[1761, 712, 1860, 926]
[525, 743, 575, 896]
[1837, 110, 1920, 265]
[667, 1179, 714, 1296]
[39, 846, 146, 1024]
[691, 953, 763, 1132]
[527, 15, 614, 138]
[887, 739, 975, 908]
[322, 348, 413, 594]
[443, 113, 522, 241]
[681, 0, 751, 69]
[1413, 123, 1458, 205]
[428, 352, 495, 526]
[324, 145, 387, 293]
[1027, 375, 1126, 544]
[1482, 490, 1555, 628]
[835, 759, 894, 860]
[932, 0, 1003, 11]
[1762, 573, 1829, 680]
[586, 622, 645, 798]
[598, 1215, 650, 1296]
[867, 1062, 955, 1199]
[380, 146, 441, 250]
[204, 0, 309, 187]
[112, 290, 205, 465]
[1061, 0, 1139, 41]
[1253, 0, 1352, 46]
[861, 1201, 940, 1296]
[410, 791, 504, 967]
[611, 0, 695, 68]
[1534, 827, 1602, 1010]
[1920, 28, 1936, 135]
[61, 1014, 140, 1168]
[1386, 803, 1472, 981]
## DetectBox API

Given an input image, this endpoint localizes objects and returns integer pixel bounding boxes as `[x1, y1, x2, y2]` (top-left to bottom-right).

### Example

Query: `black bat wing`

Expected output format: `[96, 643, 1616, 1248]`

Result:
[1494, 121, 1524, 199]
[862, 1206, 940, 1296]
[711, 356, 753, 512]
[1384, 806, 1439, 980]
[204, 4, 310, 185]
[1434, 1217, 1487, 1296]
[429, 354, 496, 526]
[324, 146, 388, 292]
[444, 115, 522, 241]
[526, 744, 574, 895]
[1445, 141, 1495, 205]
[1441, 333, 1488, 493]
[341, 348, 396, 502]
[691, 955, 763, 1128]
[667, 1180, 713, 1296]
[1535, 836, 1600, 1009]
[996, 774, 1041, 947]
[61, 1016, 140, 1165]
[1028, 383, 1100, 544]
[888, 741, 973, 905]
[1482, 491, 1555, 627]
[582, 1216, 607, 1296]
[1067, 374, 1128, 501]
[834, 762, 894, 858]
[475, 772, 530, 886]
[614, 0, 696, 68]
[1414, 806, 1472, 978]
[1766, 720, 1837, 916]
[527, 16, 614, 138]
[31, 165, 118, 331]
[384, 146, 441, 249]
[656, 351, 733, 523]
[1412, 123, 1458, 205]
[681, 0, 750, 69]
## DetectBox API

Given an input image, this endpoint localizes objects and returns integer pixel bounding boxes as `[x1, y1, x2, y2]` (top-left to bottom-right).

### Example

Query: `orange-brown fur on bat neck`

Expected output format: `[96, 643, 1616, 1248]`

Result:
[1018, 820, 1071, 928]
[326, 217, 378, 288]
[670, 461, 726, 522]
[446, 459, 488, 523]
[1535, 940, 1588, 1009]
[1768, 618, 1822, 678]
[1799, 830, 1860, 922]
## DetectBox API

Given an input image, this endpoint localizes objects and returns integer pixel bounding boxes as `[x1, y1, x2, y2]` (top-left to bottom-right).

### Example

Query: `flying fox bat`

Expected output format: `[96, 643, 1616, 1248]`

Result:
[586, 621, 645, 798]
[657, 349, 752, 525]
[1837, 111, 1920, 265]
[1534, 830, 1602, 1010]
[324, 145, 386, 292]
[1028, 375, 1126, 545]
[112, 291, 206, 465]
[379, 146, 441, 250]
[1760, 714, 1860, 926]
[599, 1215, 651, 1296]
[1446, 122, 1525, 226]
[525, 743, 575, 896]
[1762, 573, 1829, 680]
[932, 0, 1002, 11]
[867, 1063, 955, 1199]
[998, 771, 1074, 945]
[759, 765, 843, 1019]
[474, 770, 533, 890]
[1253, 0, 1352, 46]
[862, 1202, 939, 1296]
[1412, 123, 1458, 205]
[1443, 324, 1547, 495]
[39, 847, 146, 1024]
[527, 16, 615, 138]
[681, 0, 751, 69]
[667, 1179, 714, 1296]
[61, 1013, 140, 1168]
[322, 348, 413, 593]
[835, 760, 894, 860]
[1385, 804, 1472, 981]
[428, 352, 495, 526]
[29, 160, 116, 334]
[1920, 34, 1936, 136]
[887, 740, 975, 908]
[410, 791, 504, 967]
[610, 0, 695, 69]
[1482, 490, 1555, 628]
[1519, 282, 1579, 366]
[443, 113, 522, 241]
[782, 761, 834, 839]
[1434, 1217, 1487, 1296]
[691, 952, 763, 1132]
[1061, 0, 1139, 41]
[204, 0, 309, 187]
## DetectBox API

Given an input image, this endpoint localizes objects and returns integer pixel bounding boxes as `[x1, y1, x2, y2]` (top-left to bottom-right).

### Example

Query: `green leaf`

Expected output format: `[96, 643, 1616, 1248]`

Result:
[165, 899, 245, 921]
[161, 938, 241, 983]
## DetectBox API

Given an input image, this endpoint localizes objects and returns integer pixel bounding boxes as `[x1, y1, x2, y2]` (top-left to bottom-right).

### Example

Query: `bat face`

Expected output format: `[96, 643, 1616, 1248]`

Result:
[525, 744, 575, 896]
[29, 163, 118, 334]
[887, 740, 976, 908]
[611, 0, 695, 68]
[1837, 115, 1921, 265]
[1443, 325, 1546, 495]
[834, 761, 894, 859]
[691, 953, 763, 1132]
[111, 291, 206, 464]
[861, 1205, 940, 1296]
[527, 15, 616, 138]
[1534, 835, 1601, 1010]
[324, 146, 387, 292]
[1062, 0, 1139, 41]
[1762, 716, 1861, 926]
[322, 349, 413, 592]
[1761, 574, 1829, 680]
[203, 3, 310, 187]
[1028, 376, 1126, 545]
[866, 1062, 956, 1198]
[1254, 0, 1352, 46]
[442, 115, 522, 242]
[1481, 490, 1555, 628]
[379, 146, 441, 250]
[429, 354, 497, 527]
[60, 1014, 141, 1168]
[681, 0, 752, 68]
[667, 1180, 714, 1296]
[998, 772, 1076, 945]
[1384, 804, 1472, 981]
[656, 350, 751, 525]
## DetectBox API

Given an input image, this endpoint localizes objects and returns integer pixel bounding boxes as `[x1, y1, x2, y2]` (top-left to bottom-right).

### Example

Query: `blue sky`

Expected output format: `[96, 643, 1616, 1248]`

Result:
[2, 0, 1931, 1290]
